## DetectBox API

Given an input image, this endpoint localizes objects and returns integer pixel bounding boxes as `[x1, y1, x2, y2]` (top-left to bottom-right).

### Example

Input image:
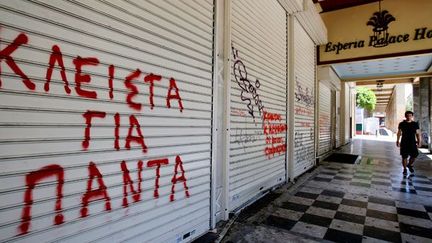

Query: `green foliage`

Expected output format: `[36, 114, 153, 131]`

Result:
[356, 87, 377, 111]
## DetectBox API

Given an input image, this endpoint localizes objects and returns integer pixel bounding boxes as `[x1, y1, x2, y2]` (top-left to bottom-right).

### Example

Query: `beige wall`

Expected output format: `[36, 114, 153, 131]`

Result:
[418, 78, 431, 147]
[386, 84, 406, 133]
[340, 82, 355, 144]
[318, 0, 432, 64]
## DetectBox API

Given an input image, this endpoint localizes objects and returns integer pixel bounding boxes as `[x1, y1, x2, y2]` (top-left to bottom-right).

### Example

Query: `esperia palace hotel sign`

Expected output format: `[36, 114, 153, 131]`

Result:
[318, 0, 432, 64]
[324, 13, 431, 54]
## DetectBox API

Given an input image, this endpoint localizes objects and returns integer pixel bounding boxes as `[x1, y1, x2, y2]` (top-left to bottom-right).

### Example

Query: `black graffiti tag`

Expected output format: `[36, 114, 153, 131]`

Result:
[233, 127, 261, 151]
[422, 132, 429, 144]
[232, 46, 265, 123]
[295, 80, 314, 107]
[294, 129, 314, 163]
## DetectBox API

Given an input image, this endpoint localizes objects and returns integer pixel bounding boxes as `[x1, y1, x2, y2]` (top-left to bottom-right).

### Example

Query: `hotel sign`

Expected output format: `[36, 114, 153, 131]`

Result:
[318, 1, 432, 65]
[324, 27, 432, 55]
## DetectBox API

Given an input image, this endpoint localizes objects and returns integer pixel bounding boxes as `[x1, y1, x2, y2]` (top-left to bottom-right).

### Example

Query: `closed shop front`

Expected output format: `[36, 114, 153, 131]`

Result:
[229, 0, 287, 211]
[292, 18, 316, 178]
[318, 84, 332, 155]
[317, 66, 342, 152]
[0, 1, 214, 242]
[335, 90, 341, 148]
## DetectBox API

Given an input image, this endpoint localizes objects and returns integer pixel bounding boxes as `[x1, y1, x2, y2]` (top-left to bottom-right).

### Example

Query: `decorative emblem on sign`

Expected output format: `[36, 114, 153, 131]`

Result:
[376, 80, 384, 91]
[366, 0, 396, 47]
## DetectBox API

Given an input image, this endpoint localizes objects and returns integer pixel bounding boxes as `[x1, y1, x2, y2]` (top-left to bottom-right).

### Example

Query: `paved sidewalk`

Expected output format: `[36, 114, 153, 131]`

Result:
[221, 138, 432, 243]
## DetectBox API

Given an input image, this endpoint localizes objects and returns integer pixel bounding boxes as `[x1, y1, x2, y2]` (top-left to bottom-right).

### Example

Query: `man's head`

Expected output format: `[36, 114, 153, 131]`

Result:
[405, 111, 414, 121]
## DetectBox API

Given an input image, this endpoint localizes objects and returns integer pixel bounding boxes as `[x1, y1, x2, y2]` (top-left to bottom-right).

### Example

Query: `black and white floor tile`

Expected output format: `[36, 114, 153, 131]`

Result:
[264, 156, 432, 243]
[222, 139, 432, 243]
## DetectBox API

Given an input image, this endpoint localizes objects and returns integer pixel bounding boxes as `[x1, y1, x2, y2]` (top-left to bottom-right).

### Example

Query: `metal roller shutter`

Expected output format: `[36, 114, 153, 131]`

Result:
[318, 84, 331, 155]
[293, 18, 315, 178]
[0, 0, 214, 242]
[229, 0, 287, 211]
[335, 90, 341, 148]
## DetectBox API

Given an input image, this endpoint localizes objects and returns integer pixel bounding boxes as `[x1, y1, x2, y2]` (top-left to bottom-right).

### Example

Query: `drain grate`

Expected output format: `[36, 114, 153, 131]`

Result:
[324, 153, 359, 164]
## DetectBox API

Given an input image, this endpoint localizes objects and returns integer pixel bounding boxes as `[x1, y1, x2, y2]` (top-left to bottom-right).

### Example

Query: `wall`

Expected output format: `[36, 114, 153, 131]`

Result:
[212, 0, 227, 224]
[228, 0, 288, 212]
[430, 81, 432, 153]
[416, 78, 432, 148]
[0, 1, 215, 242]
[317, 66, 342, 153]
[430, 80, 432, 153]
[413, 83, 420, 117]
[412, 78, 432, 148]
[0, 0, 329, 241]
[340, 82, 354, 144]
[351, 83, 357, 138]
[318, 83, 332, 155]
[386, 84, 406, 133]
[212, 0, 327, 222]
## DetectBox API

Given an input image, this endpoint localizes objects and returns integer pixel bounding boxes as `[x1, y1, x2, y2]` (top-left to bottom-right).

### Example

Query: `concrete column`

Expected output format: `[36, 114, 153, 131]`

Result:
[340, 83, 351, 145]
[397, 84, 406, 132]
[418, 78, 431, 148]
[430, 79, 432, 152]
[413, 83, 419, 118]
[385, 84, 406, 133]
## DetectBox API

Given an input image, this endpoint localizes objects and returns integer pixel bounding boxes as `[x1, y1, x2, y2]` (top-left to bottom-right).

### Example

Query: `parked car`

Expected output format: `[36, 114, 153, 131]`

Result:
[379, 127, 393, 136]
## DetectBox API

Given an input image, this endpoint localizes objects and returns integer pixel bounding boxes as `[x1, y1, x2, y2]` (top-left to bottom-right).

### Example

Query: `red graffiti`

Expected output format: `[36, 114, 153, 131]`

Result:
[1, 32, 188, 113]
[19, 164, 64, 235]
[166, 78, 184, 112]
[125, 69, 142, 111]
[147, 158, 169, 198]
[81, 110, 106, 150]
[263, 124, 287, 135]
[8, 30, 197, 235]
[44, 45, 71, 94]
[272, 137, 283, 144]
[19, 156, 191, 234]
[73, 56, 99, 99]
[108, 64, 114, 99]
[264, 144, 286, 158]
[0, 33, 35, 90]
[263, 111, 287, 159]
[121, 160, 143, 207]
[125, 115, 148, 153]
[83, 112, 155, 152]
[144, 73, 162, 110]
[319, 114, 330, 133]
[299, 121, 312, 127]
[81, 162, 111, 218]
[319, 114, 329, 125]
[170, 156, 190, 201]
[263, 111, 282, 121]
[114, 113, 120, 150]
[231, 108, 247, 117]
[295, 106, 313, 116]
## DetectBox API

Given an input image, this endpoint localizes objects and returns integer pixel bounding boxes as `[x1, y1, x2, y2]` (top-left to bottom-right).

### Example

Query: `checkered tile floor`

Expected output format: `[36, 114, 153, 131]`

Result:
[312, 159, 432, 197]
[264, 158, 432, 243]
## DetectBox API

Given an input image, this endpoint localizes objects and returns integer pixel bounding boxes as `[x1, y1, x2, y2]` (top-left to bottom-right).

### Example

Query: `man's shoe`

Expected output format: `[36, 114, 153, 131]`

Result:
[407, 165, 415, 173]
[403, 169, 408, 175]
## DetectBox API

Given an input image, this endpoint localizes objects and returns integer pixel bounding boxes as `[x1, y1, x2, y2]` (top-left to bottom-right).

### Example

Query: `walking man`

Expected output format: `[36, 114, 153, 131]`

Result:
[396, 111, 421, 175]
